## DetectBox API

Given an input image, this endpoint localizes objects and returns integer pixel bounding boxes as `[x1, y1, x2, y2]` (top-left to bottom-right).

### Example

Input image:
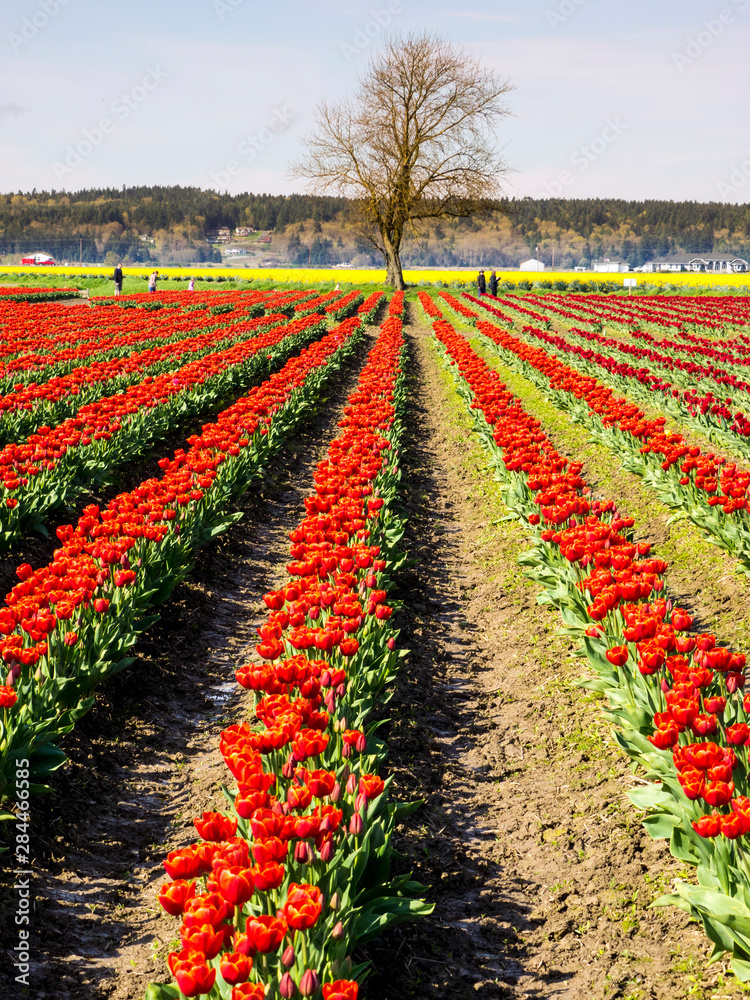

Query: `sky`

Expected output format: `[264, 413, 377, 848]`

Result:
[1, 0, 749, 204]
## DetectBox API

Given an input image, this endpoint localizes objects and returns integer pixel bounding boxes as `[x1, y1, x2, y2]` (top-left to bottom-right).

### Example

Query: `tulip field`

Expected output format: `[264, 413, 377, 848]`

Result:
[7, 284, 750, 999]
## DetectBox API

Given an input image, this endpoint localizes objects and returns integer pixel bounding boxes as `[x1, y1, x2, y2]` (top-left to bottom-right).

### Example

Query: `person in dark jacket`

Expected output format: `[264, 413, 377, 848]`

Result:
[477, 269, 486, 295]
[489, 270, 498, 296]
[113, 264, 123, 296]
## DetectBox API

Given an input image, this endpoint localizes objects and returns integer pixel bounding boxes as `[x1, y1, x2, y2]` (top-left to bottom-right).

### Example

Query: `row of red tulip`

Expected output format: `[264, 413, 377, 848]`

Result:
[0, 287, 81, 303]
[0, 311, 290, 447]
[356, 292, 385, 323]
[499, 292, 750, 379]
[325, 292, 364, 321]
[519, 291, 750, 334]
[0, 290, 313, 388]
[0, 311, 331, 552]
[465, 293, 750, 453]
[441, 293, 750, 578]
[147, 299, 424, 1000]
[0, 314, 368, 806]
[0, 290, 278, 385]
[419, 290, 750, 980]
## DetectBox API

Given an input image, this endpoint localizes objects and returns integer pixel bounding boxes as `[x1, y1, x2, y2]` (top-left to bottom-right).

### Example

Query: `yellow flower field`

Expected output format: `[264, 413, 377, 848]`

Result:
[2, 264, 750, 290]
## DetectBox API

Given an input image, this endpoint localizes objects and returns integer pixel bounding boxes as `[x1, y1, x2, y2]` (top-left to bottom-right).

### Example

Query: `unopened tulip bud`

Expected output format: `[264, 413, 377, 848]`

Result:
[319, 838, 333, 863]
[335, 683, 346, 698]
[339, 717, 347, 732]
[324, 691, 336, 714]
[387, 637, 396, 651]
[346, 774, 357, 795]
[319, 815, 333, 834]
[282, 944, 296, 968]
[341, 742, 352, 759]
[365, 574, 377, 589]
[355, 792, 368, 814]
[294, 841, 312, 864]
[280, 802, 290, 815]
[329, 892, 341, 911]
[349, 813, 364, 836]
[332, 920, 344, 940]
[282, 760, 295, 778]
[330, 782, 342, 803]
[279, 971, 297, 998]
[340, 763, 350, 784]
[321, 669, 332, 688]
[272, 800, 285, 815]
[354, 732, 366, 753]
[299, 970, 320, 997]
[120, 553, 130, 568]
[308, 605, 320, 620]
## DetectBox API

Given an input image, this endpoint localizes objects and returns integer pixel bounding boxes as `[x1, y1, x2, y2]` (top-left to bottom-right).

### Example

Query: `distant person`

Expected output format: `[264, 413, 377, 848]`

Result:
[113, 263, 123, 296]
[148, 270, 158, 293]
[334, 282, 341, 292]
[489, 270, 498, 296]
[477, 269, 486, 296]
[188, 277, 195, 291]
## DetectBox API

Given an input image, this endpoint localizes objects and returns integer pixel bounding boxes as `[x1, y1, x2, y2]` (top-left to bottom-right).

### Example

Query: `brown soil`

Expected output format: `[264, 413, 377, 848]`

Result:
[364, 311, 746, 1000]
[1, 304, 747, 1000]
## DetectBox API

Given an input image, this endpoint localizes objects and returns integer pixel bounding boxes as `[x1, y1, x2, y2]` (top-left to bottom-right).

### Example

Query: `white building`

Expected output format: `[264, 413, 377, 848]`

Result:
[642, 254, 749, 274]
[592, 258, 630, 273]
[519, 259, 545, 272]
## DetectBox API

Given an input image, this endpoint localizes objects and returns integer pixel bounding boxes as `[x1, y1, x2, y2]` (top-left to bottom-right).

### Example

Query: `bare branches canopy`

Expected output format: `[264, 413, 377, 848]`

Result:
[291, 32, 514, 289]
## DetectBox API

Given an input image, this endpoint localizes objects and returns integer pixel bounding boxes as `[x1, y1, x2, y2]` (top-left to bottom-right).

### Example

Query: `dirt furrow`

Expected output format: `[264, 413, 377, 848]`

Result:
[365, 311, 737, 1000]
[0, 325, 379, 1000]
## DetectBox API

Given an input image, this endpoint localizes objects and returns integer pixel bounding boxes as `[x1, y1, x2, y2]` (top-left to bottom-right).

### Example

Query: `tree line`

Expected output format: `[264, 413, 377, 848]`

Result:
[1, 186, 748, 267]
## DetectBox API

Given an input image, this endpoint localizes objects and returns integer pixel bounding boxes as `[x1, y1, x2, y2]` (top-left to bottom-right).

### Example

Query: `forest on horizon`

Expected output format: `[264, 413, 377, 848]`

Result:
[1, 186, 749, 269]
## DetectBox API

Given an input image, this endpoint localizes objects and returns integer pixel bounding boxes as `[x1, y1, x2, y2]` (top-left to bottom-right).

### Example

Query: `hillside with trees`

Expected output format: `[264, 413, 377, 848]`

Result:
[1, 186, 748, 268]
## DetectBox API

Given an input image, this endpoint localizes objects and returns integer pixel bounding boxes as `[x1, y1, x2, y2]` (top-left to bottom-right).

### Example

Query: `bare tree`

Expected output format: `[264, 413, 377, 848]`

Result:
[290, 32, 514, 289]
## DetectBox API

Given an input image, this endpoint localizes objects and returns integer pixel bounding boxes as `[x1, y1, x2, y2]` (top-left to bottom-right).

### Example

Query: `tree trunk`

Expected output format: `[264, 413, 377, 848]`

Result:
[382, 238, 406, 290]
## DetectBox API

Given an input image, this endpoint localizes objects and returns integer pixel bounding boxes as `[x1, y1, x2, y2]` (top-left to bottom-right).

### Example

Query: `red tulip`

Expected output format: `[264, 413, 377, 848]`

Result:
[692, 814, 722, 838]
[605, 645, 628, 666]
[158, 879, 196, 916]
[220, 951, 252, 986]
[169, 953, 217, 997]
[242, 913, 288, 954]
[283, 882, 324, 931]
[322, 981, 359, 1000]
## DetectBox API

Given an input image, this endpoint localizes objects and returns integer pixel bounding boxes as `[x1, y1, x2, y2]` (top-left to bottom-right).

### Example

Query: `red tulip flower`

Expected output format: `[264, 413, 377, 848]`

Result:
[283, 882, 324, 930]
[605, 645, 628, 666]
[158, 879, 196, 916]
[322, 981, 359, 1000]
[219, 951, 253, 985]
[242, 913, 288, 954]
[169, 952, 217, 997]
[194, 811, 238, 842]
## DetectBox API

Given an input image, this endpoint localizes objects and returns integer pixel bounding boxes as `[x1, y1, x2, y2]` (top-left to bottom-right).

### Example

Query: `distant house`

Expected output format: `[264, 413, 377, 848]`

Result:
[519, 259, 545, 272]
[592, 258, 630, 273]
[256, 235, 272, 244]
[206, 227, 232, 244]
[642, 253, 749, 274]
[21, 252, 55, 265]
[235, 227, 255, 236]
[223, 248, 248, 257]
